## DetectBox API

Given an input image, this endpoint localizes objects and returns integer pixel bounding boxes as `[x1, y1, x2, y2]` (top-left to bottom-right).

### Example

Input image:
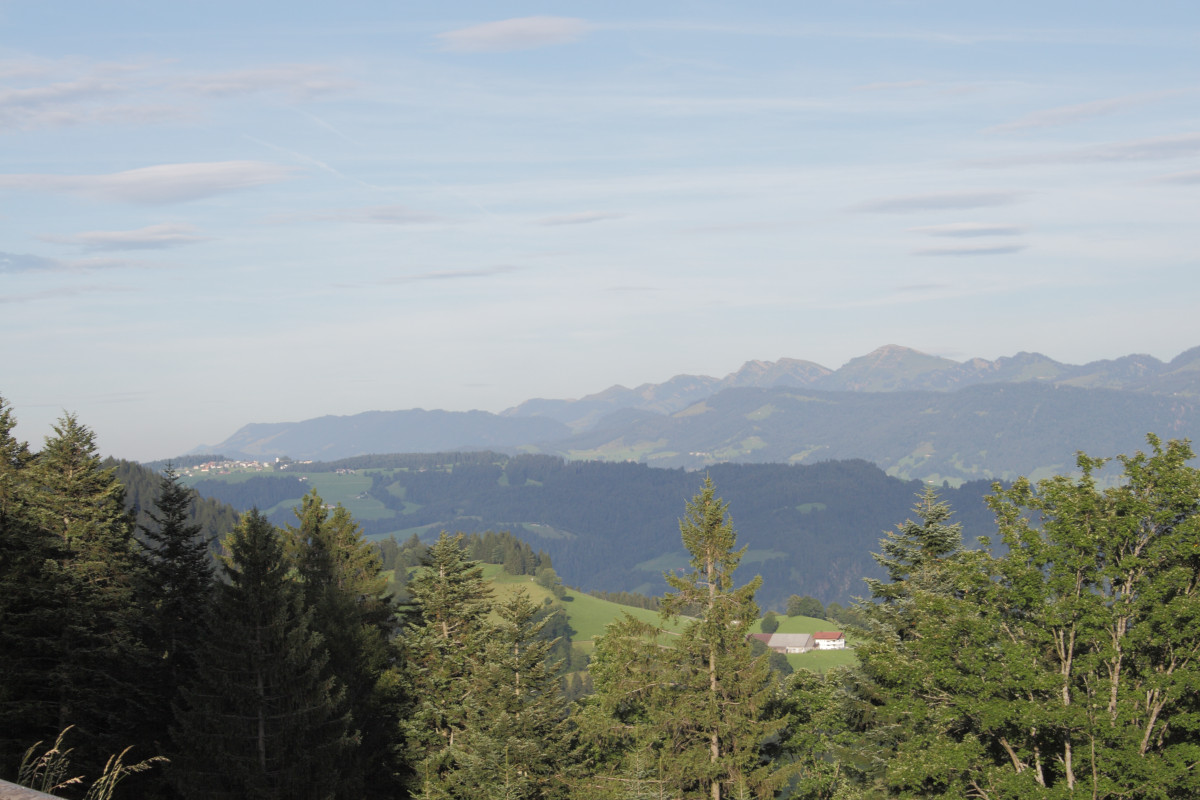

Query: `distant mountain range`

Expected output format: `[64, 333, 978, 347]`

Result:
[193, 345, 1200, 484]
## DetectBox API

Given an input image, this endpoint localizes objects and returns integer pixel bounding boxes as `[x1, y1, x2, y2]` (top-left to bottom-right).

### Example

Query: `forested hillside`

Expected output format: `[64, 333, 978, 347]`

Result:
[109, 458, 240, 545]
[5, 397, 1200, 799]
[185, 452, 999, 607]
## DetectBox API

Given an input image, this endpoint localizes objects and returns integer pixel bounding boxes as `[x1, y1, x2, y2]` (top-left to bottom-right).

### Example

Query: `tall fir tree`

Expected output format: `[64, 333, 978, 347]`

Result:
[403, 532, 493, 799]
[0, 397, 73, 778]
[862, 485, 964, 636]
[837, 486, 974, 798]
[132, 465, 218, 797]
[170, 509, 351, 800]
[286, 490, 406, 799]
[464, 589, 572, 799]
[24, 413, 150, 774]
[575, 478, 790, 800]
[571, 614, 680, 800]
[659, 476, 791, 800]
[139, 465, 216, 698]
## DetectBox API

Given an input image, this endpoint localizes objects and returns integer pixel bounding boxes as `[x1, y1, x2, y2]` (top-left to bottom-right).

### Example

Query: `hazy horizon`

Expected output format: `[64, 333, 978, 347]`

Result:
[4, 2, 1199, 461]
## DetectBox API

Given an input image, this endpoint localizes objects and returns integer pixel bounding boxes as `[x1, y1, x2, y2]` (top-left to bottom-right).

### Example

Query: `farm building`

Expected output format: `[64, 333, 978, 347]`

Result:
[747, 631, 846, 654]
[811, 631, 846, 650]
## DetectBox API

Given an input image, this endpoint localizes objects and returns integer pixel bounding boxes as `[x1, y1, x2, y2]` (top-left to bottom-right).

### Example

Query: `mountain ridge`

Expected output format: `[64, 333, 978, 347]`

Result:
[501, 344, 1199, 426]
[192, 345, 1200, 483]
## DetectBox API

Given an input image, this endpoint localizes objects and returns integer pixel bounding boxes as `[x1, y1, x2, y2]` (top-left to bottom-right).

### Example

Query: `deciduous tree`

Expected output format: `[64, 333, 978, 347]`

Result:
[846, 438, 1200, 799]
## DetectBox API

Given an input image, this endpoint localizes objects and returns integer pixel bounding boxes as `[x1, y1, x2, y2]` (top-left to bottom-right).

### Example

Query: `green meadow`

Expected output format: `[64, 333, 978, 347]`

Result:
[480, 565, 855, 671]
[748, 612, 860, 672]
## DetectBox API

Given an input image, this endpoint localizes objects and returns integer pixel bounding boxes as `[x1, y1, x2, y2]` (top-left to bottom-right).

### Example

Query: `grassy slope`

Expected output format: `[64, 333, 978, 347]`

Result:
[196, 465, 862, 674]
[481, 566, 856, 671]
[185, 470, 396, 522]
[748, 613, 860, 672]
[481, 565, 687, 651]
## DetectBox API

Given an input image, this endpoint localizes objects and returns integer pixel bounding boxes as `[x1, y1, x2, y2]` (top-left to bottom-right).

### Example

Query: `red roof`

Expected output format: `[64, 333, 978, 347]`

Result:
[812, 631, 844, 640]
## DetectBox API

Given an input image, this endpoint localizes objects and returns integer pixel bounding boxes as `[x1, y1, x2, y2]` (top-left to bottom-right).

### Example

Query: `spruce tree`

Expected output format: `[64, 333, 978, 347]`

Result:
[24, 414, 149, 773]
[839, 486, 972, 796]
[403, 532, 493, 798]
[132, 465, 217, 796]
[286, 491, 405, 799]
[465, 590, 571, 799]
[576, 479, 790, 800]
[170, 509, 351, 800]
[139, 465, 216, 701]
[0, 397, 71, 777]
[571, 614, 678, 800]
[660, 476, 791, 800]
[862, 485, 963, 634]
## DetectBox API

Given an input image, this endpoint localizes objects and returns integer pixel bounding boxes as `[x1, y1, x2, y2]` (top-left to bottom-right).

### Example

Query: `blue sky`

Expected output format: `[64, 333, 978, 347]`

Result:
[3, 1, 1199, 461]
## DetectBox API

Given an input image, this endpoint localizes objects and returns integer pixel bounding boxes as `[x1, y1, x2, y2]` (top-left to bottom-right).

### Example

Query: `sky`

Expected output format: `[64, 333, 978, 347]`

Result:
[3, 1, 1199, 461]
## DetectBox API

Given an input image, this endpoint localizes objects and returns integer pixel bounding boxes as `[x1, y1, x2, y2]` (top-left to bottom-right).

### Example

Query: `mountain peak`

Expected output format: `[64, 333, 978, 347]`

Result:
[722, 357, 832, 389]
[825, 345, 959, 391]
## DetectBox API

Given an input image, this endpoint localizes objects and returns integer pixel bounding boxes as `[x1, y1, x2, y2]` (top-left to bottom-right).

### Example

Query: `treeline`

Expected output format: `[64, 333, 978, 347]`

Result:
[188, 452, 1001, 607]
[310, 451, 505, 473]
[585, 588, 663, 611]
[377, 529, 562, 589]
[6, 394, 1200, 799]
[111, 458, 240, 545]
[0, 399, 406, 798]
[191, 474, 312, 513]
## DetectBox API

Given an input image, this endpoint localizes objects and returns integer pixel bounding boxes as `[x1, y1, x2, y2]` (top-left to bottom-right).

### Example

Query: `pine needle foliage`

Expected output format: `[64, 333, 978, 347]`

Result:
[169, 509, 351, 800]
[403, 532, 494, 798]
[575, 478, 793, 800]
[286, 490, 405, 799]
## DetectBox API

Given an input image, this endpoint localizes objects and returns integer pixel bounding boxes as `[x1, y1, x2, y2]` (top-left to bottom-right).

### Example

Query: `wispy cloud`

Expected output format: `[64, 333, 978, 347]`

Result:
[38, 223, 211, 251]
[0, 251, 60, 272]
[908, 222, 1024, 237]
[178, 64, 351, 98]
[850, 191, 1024, 214]
[986, 93, 1159, 134]
[0, 73, 182, 130]
[438, 17, 593, 53]
[0, 58, 349, 131]
[0, 250, 141, 272]
[969, 132, 1200, 167]
[0, 284, 131, 304]
[340, 265, 522, 288]
[0, 59, 54, 81]
[0, 78, 118, 110]
[0, 161, 295, 204]
[912, 244, 1027, 257]
[606, 285, 662, 294]
[1150, 169, 1200, 185]
[854, 80, 927, 92]
[535, 211, 625, 226]
[271, 205, 439, 225]
[895, 283, 951, 292]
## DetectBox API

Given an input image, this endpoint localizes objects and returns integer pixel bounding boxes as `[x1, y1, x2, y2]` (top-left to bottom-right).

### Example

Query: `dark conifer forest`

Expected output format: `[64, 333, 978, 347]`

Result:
[3, 394, 1200, 799]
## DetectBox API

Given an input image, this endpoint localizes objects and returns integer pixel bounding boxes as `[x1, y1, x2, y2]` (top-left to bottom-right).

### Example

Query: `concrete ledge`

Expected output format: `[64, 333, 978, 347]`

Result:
[0, 779, 63, 799]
